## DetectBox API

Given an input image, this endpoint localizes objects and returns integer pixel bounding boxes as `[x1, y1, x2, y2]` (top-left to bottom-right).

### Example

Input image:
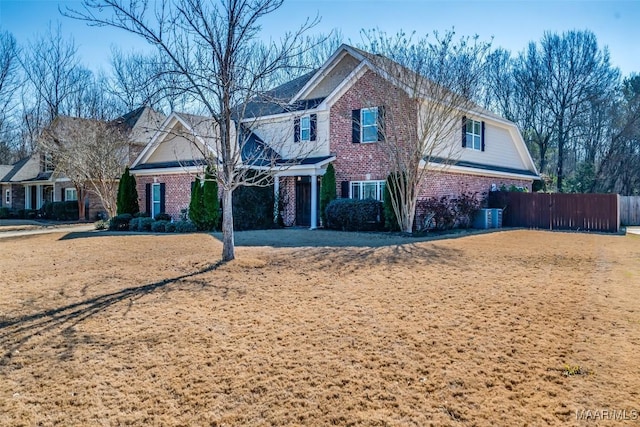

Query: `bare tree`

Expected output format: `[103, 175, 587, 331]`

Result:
[0, 31, 21, 163]
[521, 30, 619, 191]
[358, 30, 490, 233]
[66, 0, 319, 261]
[40, 116, 131, 218]
[20, 23, 91, 123]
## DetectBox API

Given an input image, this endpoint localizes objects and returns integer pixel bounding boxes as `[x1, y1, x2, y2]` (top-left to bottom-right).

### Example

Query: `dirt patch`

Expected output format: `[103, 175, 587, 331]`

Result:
[1, 230, 639, 426]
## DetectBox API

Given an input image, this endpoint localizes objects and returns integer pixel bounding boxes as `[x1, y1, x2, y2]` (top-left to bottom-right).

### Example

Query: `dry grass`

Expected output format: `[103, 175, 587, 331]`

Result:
[1, 229, 639, 426]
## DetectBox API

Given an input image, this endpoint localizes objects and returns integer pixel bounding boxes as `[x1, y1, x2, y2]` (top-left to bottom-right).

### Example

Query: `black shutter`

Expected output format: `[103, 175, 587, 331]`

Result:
[352, 109, 360, 143]
[481, 121, 486, 152]
[310, 114, 317, 142]
[294, 117, 300, 143]
[341, 180, 350, 198]
[60, 187, 65, 202]
[461, 116, 467, 148]
[145, 183, 151, 214]
[377, 106, 385, 142]
[159, 183, 166, 213]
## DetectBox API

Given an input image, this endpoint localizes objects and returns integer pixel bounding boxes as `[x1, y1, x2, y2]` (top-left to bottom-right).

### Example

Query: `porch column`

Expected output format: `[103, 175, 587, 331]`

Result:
[273, 175, 279, 224]
[36, 185, 42, 209]
[310, 173, 318, 230]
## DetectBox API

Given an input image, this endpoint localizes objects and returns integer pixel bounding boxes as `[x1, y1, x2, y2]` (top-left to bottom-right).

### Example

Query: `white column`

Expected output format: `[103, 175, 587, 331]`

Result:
[36, 185, 42, 209]
[273, 175, 280, 224]
[310, 173, 318, 230]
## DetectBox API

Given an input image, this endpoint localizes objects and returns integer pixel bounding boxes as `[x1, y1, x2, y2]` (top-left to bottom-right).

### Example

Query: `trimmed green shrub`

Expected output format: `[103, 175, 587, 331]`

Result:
[232, 184, 276, 231]
[109, 213, 133, 231]
[139, 217, 155, 231]
[154, 212, 172, 221]
[128, 217, 140, 231]
[175, 220, 197, 233]
[320, 163, 337, 227]
[189, 177, 205, 229]
[40, 201, 79, 221]
[151, 220, 169, 232]
[165, 222, 177, 233]
[202, 170, 221, 231]
[0, 207, 9, 219]
[325, 198, 384, 231]
[117, 167, 140, 216]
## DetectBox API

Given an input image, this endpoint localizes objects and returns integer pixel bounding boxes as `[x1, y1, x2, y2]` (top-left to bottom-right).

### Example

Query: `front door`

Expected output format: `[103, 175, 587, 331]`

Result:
[295, 176, 320, 227]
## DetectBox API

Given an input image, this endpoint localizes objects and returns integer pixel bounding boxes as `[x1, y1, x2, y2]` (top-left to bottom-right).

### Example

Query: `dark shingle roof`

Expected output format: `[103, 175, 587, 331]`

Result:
[240, 70, 324, 118]
[429, 157, 539, 178]
[0, 157, 31, 182]
[130, 159, 208, 171]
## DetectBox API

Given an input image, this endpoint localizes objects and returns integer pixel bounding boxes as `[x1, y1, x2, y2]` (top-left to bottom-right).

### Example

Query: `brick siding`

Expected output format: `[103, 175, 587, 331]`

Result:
[136, 174, 194, 220]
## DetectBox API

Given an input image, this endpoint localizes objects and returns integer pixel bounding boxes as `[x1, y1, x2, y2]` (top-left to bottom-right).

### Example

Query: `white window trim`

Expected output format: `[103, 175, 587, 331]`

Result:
[4, 189, 10, 206]
[151, 183, 161, 218]
[299, 115, 311, 142]
[65, 188, 78, 201]
[350, 180, 386, 201]
[361, 107, 378, 143]
[466, 119, 482, 151]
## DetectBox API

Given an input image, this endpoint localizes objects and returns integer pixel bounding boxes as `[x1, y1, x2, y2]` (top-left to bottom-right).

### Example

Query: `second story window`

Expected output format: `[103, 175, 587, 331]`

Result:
[463, 117, 485, 151]
[294, 114, 317, 143]
[352, 106, 385, 143]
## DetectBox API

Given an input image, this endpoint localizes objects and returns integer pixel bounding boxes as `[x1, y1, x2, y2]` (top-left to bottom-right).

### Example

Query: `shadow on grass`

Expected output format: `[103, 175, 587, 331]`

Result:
[0, 260, 225, 367]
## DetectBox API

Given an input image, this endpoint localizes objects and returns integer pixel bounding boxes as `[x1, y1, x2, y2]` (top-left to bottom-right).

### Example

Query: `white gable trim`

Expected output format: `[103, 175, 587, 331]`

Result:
[131, 113, 214, 168]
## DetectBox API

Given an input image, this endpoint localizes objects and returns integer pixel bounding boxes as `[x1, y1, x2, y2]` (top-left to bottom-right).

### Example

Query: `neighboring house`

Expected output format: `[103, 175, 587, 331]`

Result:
[131, 44, 539, 228]
[0, 106, 165, 219]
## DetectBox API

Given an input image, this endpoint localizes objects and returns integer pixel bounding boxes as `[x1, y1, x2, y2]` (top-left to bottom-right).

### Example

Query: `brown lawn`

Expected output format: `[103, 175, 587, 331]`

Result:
[0, 229, 639, 426]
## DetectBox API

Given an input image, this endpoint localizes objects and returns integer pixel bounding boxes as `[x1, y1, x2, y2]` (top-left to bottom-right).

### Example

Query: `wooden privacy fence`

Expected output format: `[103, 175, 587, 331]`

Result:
[489, 192, 620, 233]
[620, 196, 640, 226]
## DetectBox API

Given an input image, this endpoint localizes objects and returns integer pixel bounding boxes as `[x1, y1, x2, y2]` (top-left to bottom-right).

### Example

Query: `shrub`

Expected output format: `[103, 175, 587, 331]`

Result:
[108, 213, 133, 231]
[94, 219, 109, 230]
[189, 177, 205, 228]
[165, 222, 177, 233]
[418, 197, 456, 231]
[139, 217, 155, 231]
[202, 169, 221, 231]
[232, 183, 276, 231]
[154, 212, 172, 221]
[175, 220, 197, 233]
[128, 217, 140, 231]
[117, 166, 140, 216]
[151, 220, 169, 232]
[325, 198, 383, 231]
[383, 172, 408, 231]
[320, 163, 337, 226]
[40, 201, 79, 221]
[453, 192, 481, 229]
[0, 207, 9, 219]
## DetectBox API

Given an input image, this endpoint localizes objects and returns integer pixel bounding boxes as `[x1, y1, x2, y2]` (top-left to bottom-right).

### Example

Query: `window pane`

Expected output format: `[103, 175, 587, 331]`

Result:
[362, 183, 377, 200]
[362, 126, 378, 142]
[362, 109, 377, 126]
[473, 121, 481, 134]
[301, 128, 310, 141]
[153, 184, 161, 201]
[301, 116, 310, 129]
[351, 182, 361, 199]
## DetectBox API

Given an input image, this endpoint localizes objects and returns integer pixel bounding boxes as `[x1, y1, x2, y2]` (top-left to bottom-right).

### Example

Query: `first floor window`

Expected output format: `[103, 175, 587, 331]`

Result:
[152, 183, 161, 218]
[351, 180, 385, 201]
[4, 189, 10, 205]
[65, 188, 78, 201]
[465, 119, 482, 151]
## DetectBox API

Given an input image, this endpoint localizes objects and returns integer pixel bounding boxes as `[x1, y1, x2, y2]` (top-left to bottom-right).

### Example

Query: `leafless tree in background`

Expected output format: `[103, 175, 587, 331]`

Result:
[40, 117, 131, 218]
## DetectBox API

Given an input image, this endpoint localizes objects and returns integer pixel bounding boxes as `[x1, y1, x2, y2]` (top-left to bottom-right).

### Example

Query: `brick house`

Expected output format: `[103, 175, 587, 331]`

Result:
[0, 106, 164, 219]
[131, 44, 538, 228]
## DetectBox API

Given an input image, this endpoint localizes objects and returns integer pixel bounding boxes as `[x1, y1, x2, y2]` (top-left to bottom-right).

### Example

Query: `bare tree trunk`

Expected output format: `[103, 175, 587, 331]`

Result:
[221, 188, 235, 262]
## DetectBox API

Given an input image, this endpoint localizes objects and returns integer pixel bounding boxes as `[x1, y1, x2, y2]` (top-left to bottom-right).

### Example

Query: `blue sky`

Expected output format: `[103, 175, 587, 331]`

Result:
[0, 0, 638, 76]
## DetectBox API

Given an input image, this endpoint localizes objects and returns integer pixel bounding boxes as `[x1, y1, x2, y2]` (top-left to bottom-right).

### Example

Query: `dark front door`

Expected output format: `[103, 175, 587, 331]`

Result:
[295, 176, 320, 227]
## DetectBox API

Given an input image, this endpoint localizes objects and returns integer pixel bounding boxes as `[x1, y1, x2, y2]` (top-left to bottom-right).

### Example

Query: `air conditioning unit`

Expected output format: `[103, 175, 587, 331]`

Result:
[491, 208, 503, 228]
[473, 208, 492, 229]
